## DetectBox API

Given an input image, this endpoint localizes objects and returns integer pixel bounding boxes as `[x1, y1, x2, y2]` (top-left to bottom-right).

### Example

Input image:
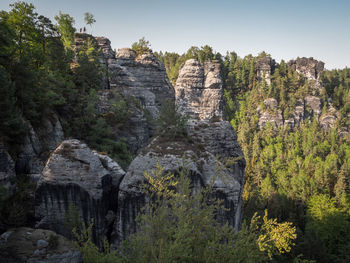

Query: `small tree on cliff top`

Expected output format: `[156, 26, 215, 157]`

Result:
[131, 37, 152, 55]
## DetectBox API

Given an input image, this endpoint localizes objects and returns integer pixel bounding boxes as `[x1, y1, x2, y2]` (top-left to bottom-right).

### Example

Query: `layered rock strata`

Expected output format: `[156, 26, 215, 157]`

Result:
[114, 59, 245, 246]
[99, 48, 174, 153]
[175, 59, 223, 121]
[35, 139, 125, 247]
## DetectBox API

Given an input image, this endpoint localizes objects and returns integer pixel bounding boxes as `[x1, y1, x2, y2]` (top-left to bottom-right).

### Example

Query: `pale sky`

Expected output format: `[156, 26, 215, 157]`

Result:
[1, 0, 349, 69]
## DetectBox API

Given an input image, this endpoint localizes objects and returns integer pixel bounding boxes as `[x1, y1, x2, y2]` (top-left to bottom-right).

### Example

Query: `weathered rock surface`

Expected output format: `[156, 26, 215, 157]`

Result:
[304, 95, 323, 119]
[15, 112, 64, 181]
[287, 57, 324, 80]
[114, 128, 245, 245]
[97, 48, 175, 153]
[257, 98, 284, 128]
[35, 139, 125, 247]
[256, 57, 274, 85]
[113, 58, 245, 246]
[175, 59, 223, 121]
[0, 227, 81, 263]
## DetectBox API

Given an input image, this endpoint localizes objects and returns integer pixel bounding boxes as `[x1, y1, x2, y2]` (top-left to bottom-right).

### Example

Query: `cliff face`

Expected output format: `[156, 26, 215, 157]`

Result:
[114, 59, 245, 246]
[0, 35, 245, 252]
[175, 59, 223, 121]
[257, 57, 339, 130]
[35, 139, 125, 247]
[98, 46, 175, 153]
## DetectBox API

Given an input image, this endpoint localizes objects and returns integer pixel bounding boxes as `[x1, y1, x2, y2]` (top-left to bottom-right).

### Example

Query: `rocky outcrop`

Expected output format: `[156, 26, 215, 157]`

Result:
[35, 139, 125, 247]
[256, 57, 274, 85]
[257, 98, 283, 128]
[256, 57, 339, 131]
[113, 58, 245, 246]
[96, 48, 175, 153]
[0, 227, 81, 263]
[287, 57, 324, 81]
[175, 59, 223, 121]
[16, 113, 64, 181]
[114, 128, 244, 245]
[304, 95, 322, 119]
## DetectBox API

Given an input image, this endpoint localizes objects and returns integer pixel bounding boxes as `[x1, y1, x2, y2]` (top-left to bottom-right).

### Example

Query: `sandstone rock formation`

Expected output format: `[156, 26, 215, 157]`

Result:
[35, 139, 125, 247]
[16, 113, 64, 181]
[287, 57, 324, 80]
[0, 227, 81, 263]
[113, 58, 245, 246]
[255, 57, 340, 131]
[97, 47, 175, 153]
[175, 59, 223, 121]
[256, 57, 274, 85]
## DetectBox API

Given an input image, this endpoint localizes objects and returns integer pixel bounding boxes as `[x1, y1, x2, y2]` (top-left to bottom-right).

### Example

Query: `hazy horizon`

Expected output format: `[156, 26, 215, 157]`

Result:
[1, 0, 349, 69]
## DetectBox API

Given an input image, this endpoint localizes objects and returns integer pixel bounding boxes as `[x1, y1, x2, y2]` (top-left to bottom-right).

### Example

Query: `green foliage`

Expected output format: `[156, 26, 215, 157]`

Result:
[156, 99, 189, 139]
[84, 12, 96, 28]
[304, 194, 350, 261]
[73, 220, 120, 263]
[121, 162, 296, 263]
[0, 176, 35, 227]
[54, 11, 75, 51]
[131, 37, 152, 55]
[65, 204, 81, 236]
[155, 45, 219, 85]
[48, 234, 59, 249]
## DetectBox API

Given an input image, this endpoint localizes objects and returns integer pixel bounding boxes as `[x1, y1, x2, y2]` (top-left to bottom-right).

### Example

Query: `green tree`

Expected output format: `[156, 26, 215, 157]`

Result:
[122, 162, 296, 263]
[54, 11, 75, 51]
[84, 12, 96, 33]
[131, 37, 152, 55]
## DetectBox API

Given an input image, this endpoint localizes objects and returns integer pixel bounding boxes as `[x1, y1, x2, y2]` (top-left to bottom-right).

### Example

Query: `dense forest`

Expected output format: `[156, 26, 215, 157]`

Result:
[155, 45, 350, 262]
[1, 2, 350, 263]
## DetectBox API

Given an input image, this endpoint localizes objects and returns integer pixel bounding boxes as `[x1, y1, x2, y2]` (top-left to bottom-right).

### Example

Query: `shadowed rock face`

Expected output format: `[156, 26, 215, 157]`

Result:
[175, 59, 223, 121]
[35, 139, 125, 247]
[15, 113, 64, 181]
[113, 58, 245, 247]
[0, 144, 15, 192]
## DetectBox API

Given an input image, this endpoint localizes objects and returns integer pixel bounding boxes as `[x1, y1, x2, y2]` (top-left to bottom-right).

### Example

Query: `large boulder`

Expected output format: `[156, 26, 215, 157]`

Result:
[35, 139, 125, 247]
[0, 227, 81, 263]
